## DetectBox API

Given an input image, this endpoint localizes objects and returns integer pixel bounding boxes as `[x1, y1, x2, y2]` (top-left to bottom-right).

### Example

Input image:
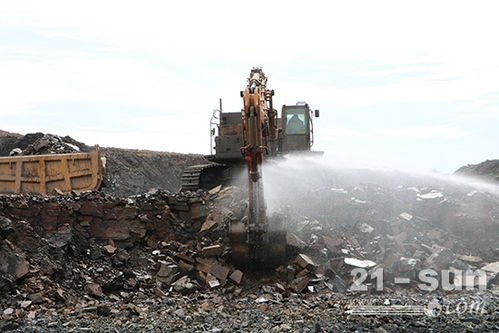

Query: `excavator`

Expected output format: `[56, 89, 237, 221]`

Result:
[0, 67, 318, 266]
[182, 68, 320, 266]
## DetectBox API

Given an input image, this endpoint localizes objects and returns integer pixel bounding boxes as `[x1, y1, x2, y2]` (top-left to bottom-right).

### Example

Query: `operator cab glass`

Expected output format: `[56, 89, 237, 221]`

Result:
[286, 108, 306, 135]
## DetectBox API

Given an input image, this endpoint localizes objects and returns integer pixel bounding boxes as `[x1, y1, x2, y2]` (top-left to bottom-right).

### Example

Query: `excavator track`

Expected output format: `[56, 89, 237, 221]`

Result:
[181, 163, 227, 191]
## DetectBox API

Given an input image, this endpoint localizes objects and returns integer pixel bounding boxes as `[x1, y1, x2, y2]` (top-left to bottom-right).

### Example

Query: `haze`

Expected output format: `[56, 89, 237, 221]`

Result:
[1, 0, 498, 173]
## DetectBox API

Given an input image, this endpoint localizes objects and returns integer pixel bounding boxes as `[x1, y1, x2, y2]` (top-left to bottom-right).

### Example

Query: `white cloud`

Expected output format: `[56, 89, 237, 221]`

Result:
[0, 0, 498, 173]
[328, 125, 468, 139]
[276, 62, 499, 107]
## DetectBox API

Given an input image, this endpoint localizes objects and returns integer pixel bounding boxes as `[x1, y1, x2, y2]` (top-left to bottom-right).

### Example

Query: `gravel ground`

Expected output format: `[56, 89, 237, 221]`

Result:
[1, 291, 497, 332]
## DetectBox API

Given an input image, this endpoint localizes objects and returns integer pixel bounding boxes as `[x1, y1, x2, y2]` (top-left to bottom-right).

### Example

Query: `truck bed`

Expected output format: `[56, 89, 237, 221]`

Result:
[0, 148, 105, 195]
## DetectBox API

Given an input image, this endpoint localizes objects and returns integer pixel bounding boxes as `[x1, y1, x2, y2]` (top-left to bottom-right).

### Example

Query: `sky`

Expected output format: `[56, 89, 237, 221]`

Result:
[0, 0, 498, 173]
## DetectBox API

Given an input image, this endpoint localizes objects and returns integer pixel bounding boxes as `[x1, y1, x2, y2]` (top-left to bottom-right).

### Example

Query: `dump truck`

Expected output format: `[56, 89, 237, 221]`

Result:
[181, 68, 320, 266]
[0, 147, 106, 195]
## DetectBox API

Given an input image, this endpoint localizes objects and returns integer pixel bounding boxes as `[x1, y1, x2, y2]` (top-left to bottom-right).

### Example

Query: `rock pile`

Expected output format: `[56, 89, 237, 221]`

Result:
[1, 182, 498, 318]
[264, 176, 499, 295]
[6, 133, 89, 156]
[456, 159, 499, 183]
[0, 131, 207, 195]
[100, 148, 206, 196]
[0, 188, 249, 321]
[0, 162, 498, 331]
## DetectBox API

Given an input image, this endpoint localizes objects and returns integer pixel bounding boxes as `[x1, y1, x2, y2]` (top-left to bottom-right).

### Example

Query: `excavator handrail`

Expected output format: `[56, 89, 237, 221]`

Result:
[209, 98, 222, 156]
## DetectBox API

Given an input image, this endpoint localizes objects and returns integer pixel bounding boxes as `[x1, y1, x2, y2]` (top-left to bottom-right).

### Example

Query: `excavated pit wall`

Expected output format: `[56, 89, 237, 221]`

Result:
[0, 190, 210, 293]
[0, 191, 206, 246]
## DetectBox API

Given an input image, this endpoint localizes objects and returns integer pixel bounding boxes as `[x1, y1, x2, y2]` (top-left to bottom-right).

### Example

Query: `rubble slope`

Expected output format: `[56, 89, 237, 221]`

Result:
[101, 148, 206, 196]
[455, 159, 499, 182]
[0, 131, 207, 195]
[0, 178, 498, 331]
[0, 130, 22, 157]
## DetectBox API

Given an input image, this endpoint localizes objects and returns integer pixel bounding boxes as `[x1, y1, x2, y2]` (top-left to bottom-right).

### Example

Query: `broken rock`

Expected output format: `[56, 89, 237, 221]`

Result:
[332, 275, 347, 293]
[398, 257, 420, 272]
[103, 244, 117, 254]
[3, 308, 14, 316]
[295, 254, 316, 268]
[200, 218, 218, 233]
[418, 191, 444, 200]
[210, 261, 230, 281]
[291, 276, 310, 293]
[458, 255, 483, 263]
[229, 270, 244, 285]
[156, 261, 179, 282]
[359, 223, 374, 233]
[322, 235, 343, 250]
[153, 287, 167, 297]
[19, 300, 32, 309]
[399, 213, 413, 221]
[481, 262, 499, 274]
[286, 233, 306, 249]
[207, 278, 221, 289]
[425, 247, 455, 269]
[202, 244, 223, 257]
[0, 216, 13, 239]
[174, 308, 186, 318]
[344, 257, 377, 269]
[86, 283, 105, 298]
[172, 276, 196, 293]
[0, 242, 30, 279]
[255, 296, 269, 303]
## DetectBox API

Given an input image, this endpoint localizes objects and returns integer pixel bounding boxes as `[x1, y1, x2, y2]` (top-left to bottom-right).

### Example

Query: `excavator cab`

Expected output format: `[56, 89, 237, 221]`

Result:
[280, 102, 319, 153]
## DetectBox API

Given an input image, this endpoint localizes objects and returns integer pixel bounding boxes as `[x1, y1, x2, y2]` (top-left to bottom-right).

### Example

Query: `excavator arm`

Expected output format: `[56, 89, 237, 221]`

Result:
[241, 68, 270, 260]
[229, 68, 286, 266]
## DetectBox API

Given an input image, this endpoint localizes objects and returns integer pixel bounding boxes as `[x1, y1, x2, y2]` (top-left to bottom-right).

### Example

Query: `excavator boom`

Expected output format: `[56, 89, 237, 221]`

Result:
[229, 68, 286, 266]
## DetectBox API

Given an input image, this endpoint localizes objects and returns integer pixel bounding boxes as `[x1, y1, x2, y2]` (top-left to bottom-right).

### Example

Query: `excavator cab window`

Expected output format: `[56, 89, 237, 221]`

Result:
[286, 109, 306, 135]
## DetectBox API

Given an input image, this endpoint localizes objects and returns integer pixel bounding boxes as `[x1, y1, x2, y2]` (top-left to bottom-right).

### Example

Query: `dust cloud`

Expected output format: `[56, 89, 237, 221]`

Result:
[261, 153, 499, 228]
